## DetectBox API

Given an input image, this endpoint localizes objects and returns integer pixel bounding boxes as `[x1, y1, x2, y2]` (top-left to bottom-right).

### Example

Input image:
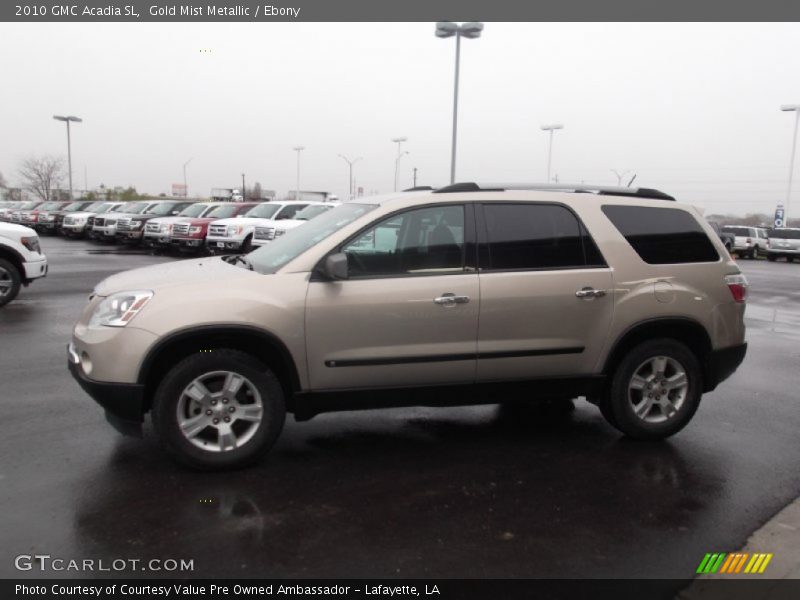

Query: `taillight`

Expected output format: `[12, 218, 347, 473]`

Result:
[725, 273, 748, 303]
[746, 237, 752, 245]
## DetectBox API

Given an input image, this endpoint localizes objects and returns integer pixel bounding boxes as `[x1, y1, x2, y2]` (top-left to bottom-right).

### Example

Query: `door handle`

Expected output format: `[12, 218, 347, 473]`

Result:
[575, 287, 607, 298]
[434, 293, 470, 306]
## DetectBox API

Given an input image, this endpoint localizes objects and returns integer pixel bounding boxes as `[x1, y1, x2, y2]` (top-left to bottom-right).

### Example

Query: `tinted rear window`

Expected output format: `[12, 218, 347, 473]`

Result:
[483, 203, 606, 270]
[602, 205, 719, 264]
[769, 228, 800, 239]
[723, 226, 751, 236]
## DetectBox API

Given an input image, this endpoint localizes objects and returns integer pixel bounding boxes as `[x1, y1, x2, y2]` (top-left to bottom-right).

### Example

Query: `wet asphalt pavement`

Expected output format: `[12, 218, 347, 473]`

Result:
[2, 237, 800, 580]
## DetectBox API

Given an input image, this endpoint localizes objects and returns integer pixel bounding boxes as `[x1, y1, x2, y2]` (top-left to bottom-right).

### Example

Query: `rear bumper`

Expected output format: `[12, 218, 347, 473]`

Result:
[705, 343, 747, 391]
[68, 344, 146, 430]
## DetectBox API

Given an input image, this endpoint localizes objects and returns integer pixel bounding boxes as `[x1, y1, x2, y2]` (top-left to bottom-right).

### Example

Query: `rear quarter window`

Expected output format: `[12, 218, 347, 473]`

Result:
[602, 205, 720, 264]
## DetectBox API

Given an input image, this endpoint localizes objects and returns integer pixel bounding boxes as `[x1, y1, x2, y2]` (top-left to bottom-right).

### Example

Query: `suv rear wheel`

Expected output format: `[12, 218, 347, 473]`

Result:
[602, 339, 701, 440]
[0, 258, 22, 307]
[152, 349, 286, 470]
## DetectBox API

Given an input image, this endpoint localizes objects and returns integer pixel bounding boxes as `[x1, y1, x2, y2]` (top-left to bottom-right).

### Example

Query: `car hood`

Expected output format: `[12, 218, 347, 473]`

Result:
[210, 217, 273, 226]
[0, 223, 37, 238]
[148, 216, 191, 225]
[65, 211, 102, 219]
[94, 256, 255, 296]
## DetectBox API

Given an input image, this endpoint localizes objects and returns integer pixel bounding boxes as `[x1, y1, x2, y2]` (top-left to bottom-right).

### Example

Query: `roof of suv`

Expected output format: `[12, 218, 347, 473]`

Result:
[352, 183, 677, 208]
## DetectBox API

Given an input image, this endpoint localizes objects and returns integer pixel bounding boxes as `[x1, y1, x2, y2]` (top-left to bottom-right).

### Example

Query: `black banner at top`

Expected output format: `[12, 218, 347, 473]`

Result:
[2, 0, 800, 22]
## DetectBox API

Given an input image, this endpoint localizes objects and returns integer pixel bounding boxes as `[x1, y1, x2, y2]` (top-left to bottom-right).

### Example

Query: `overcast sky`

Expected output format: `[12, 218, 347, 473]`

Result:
[1, 22, 799, 215]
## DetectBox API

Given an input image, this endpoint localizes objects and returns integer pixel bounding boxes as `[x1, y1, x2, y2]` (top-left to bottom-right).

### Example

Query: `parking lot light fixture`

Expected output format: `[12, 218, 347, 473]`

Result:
[183, 158, 193, 197]
[53, 115, 82, 200]
[781, 104, 800, 222]
[541, 124, 564, 183]
[293, 146, 305, 202]
[338, 155, 362, 200]
[435, 21, 484, 184]
[391, 137, 407, 192]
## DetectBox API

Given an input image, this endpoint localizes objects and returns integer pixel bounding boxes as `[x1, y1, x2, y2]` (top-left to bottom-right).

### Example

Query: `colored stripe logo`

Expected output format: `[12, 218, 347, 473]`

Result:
[696, 553, 773, 574]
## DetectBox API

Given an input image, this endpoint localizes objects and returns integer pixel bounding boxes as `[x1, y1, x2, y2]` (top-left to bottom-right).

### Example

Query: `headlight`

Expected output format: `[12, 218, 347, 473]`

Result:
[89, 290, 153, 327]
[161, 224, 171, 232]
[41, 214, 54, 222]
[275, 229, 286, 237]
[106, 219, 117, 226]
[131, 221, 144, 229]
[20, 236, 41, 253]
[189, 226, 202, 235]
[226, 225, 241, 236]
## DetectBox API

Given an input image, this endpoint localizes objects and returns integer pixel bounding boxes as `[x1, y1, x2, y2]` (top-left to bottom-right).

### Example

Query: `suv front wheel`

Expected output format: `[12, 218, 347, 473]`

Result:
[602, 339, 702, 440]
[152, 349, 286, 470]
[0, 258, 22, 307]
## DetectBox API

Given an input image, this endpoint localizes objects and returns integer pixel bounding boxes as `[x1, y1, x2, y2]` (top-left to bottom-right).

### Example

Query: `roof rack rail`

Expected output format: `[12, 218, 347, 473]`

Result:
[432, 182, 675, 201]
[402, 186, 435, 192]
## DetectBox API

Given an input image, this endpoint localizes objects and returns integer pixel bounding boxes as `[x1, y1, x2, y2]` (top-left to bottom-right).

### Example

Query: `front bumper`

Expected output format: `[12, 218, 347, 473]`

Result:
[705, 343, 747, 391]
[22, 257, 48, 281]
[143, 234, 172, 247]
[173, 237, 204, 248]
[767, 247, 800, 256]
[68, 343, 146, 431]
[117, 231, 144, 242]
[206, 237, 244, 250]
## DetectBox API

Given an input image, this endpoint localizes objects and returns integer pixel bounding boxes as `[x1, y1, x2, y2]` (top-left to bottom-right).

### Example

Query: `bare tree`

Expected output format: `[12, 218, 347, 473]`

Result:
[18, 155, 65, 202]
[0, 170, 7, 188]
[248, 182, 263, 201]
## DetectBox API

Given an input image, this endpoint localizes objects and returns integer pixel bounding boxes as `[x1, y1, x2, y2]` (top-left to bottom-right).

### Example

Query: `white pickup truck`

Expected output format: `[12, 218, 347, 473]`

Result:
[0, 222, 48, 307]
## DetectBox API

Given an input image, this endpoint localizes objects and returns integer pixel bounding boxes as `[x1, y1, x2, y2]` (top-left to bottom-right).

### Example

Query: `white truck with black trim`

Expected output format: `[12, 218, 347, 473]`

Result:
[0, 222, 48, 307]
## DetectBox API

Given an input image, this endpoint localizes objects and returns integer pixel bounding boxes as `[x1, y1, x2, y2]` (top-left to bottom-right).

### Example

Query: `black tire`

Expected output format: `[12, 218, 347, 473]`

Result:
[751, 247, 759, 260]
[0, 258, 22, 308]
[788, 256, 795, 263]
[152, 349, 286, 470]
[241, 234, 253, 253]
[600, 339, 702, 440]
[767, 254, 777, 262]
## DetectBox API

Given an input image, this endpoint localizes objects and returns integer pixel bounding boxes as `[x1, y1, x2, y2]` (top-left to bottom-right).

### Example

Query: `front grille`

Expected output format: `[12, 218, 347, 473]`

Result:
[172, 223, 190, 236]
[145, 222, 161, 234]
[22, 214, 36, 222]
[93, 217, 104, 227]
[254, 226, 275, 241]
[116, 218, 133, 231]
[209, 224, 228, 237]
[64, 216, 75, 225]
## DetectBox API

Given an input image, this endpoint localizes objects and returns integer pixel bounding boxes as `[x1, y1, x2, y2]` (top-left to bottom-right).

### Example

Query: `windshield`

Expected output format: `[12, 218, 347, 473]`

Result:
[244, 203, 280, 219]
[207, 204, 244, 218]
[64, 202, 87, 212]
[19, 202, 41, 209]
[39, 202, 63, 210]
[294, 205, 333, 220]
[92, 203, 114, 213]
[145, 203, 181, 216]
[248, 203, 376, 274]
[179, 203, 211, 218]
[769, 228, 800, 240]
[114, 202, 149, 214]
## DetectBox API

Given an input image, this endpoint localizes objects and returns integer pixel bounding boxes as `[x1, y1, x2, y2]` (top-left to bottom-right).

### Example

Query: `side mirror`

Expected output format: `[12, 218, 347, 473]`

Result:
[323, 253, 349, 280]
[171, 210, 180, 215]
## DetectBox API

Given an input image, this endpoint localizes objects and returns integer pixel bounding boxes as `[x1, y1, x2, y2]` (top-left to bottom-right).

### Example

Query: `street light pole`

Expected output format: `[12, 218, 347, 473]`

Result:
[53, 115, 82, 199]
[781, 104, 800, 223]
[391, 137, 407, 192]
[183, 158, 193, 197]
[241, 173, 246, 200]
[540, 124, 564, 182]
[338, 155, 362, 200]
[395, 151, 409, 190]
[436, 22, 484, 184]
[293, 146, 305, 201]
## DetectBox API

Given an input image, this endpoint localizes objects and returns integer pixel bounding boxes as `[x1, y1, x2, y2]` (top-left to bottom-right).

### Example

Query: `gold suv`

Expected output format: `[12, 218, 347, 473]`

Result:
[68, 183, 748, 469]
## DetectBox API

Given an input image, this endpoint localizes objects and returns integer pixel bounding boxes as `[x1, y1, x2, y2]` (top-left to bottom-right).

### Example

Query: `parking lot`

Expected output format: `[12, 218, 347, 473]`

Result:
[2, 235, 800, 581]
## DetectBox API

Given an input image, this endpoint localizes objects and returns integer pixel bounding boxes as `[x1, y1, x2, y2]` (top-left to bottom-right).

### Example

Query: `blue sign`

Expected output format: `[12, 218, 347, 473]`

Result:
[774, 205, 785, 228]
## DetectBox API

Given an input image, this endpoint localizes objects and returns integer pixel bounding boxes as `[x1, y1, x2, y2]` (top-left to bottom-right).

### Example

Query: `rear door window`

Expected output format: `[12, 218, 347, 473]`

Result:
[602, 205, 720, 264]
[482, 203, 605, 270]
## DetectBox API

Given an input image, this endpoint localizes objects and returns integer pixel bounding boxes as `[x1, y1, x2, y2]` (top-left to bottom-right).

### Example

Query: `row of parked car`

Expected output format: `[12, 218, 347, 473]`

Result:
[720, 224, 800, 261]
[0, 198, 340, 254]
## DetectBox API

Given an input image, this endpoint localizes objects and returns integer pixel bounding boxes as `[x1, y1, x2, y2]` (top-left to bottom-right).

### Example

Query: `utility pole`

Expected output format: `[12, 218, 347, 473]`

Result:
[413, 167, 418, 187]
